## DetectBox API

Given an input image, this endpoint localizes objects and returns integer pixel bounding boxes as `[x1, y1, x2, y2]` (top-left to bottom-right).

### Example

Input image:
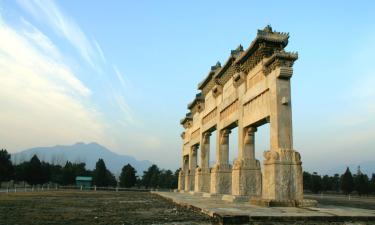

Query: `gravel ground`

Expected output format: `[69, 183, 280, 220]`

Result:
[0, 190, 213, 225]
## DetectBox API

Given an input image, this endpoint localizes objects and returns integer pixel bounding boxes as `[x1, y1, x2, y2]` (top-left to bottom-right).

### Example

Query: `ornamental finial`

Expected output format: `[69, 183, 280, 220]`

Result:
[211, 61, 221, 70]
[264, 24, 273, 33]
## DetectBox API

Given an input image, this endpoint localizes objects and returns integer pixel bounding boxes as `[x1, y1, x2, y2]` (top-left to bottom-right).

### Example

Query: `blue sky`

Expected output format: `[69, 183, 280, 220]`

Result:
[0, 0, 374, 174]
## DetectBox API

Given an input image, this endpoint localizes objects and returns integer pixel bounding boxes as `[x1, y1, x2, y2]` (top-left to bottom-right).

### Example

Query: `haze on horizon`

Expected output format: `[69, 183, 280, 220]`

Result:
[0, 0, 374, 174]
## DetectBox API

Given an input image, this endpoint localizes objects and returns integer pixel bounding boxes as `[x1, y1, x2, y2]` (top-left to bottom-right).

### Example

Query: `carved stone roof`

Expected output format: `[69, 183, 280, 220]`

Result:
[180, 112, 193, 125]
[263, 50, 298, 75]
[187, 92, 204, 110]
[195, 26, 290, 97]
[235, 25, 289, 64]
[197, 62, 221, 90]
[214, 45, 244, 80]
[263, 50, 298, 67]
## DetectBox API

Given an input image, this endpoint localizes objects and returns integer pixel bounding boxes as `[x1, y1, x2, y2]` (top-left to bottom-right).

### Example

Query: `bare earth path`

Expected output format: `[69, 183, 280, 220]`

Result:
[0, 191, 212, 225]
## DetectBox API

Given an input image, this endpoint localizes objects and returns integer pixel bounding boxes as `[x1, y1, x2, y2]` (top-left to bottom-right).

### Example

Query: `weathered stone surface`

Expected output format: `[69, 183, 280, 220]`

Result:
[210, 164, 232, 194]
[231, 158, 261, 196]
[178, 170, 185, 191]
[194, 167, 210, 192]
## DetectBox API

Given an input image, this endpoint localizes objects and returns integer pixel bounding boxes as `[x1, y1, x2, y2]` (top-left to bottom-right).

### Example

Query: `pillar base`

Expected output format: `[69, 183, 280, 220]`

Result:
[202, 193, 223, 198]
[250, 198, 318, 207]
[184, 171, 190, 192]
[210, 164, 232, 194]
[262, 149, 303, 201]
[178, 171, 185, 191]
[191, 192, 204, 197]
[231, 158, 262, 197]
[222, 194, 250, 203]
[188, 172, 195, 191]
[194, 167, 210, 192]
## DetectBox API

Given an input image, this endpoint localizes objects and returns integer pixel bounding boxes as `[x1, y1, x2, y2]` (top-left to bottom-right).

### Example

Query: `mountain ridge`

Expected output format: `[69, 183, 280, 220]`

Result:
[11, 142, 152, 176]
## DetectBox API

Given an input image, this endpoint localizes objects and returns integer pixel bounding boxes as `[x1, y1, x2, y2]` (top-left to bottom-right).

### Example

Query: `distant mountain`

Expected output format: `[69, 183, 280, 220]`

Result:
[11, 142, 152, 176]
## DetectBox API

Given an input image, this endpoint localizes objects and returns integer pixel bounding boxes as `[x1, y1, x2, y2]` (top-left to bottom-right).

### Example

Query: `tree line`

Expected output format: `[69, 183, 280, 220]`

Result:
[304, 167, 375, 196]
[3, 148, 374, 194]
[0, 149, 179, 189]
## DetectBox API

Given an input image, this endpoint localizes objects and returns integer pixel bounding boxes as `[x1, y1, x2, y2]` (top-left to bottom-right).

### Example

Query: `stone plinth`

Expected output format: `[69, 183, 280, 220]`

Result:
[194, 167, 210, 193]
[178, 170, 185, 191]
[255, 149, 312, 206]
[184, 170, 190, 191]
[210, 164, 232, 194]
[188, 171, 195, 191]
[222, 194, 250, 202]
[231, 158, 262, 197]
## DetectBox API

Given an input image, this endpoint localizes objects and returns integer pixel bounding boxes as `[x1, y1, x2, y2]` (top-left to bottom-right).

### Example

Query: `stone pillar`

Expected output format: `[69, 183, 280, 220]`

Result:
[184, 154, 190, 191]
[178, 155, 188, 191]
[195, 132, 211, 193]
[188, 145, 198, 191]
[210, 129, 232, 194]
[255, 67, 305, 206]
[232, 126, 262, 197]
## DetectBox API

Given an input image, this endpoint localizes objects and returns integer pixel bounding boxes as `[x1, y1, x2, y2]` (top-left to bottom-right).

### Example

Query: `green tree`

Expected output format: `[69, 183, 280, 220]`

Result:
[49, 164, 63, 184]
[107, 170, 117, 187]
[331, 174, 340, 192]
[0, 149, 14, 183]
[171, 168, 180, 189]
[61, 161, 76, 185]
[311, 172, 322, 194]
[93, 159, 108, 186]
[354, 168, 369, 196]
[370, 174, 375, 194]
[159, 169, 174, 188]
[321, 175, 332, 192]
[40, 161, 51, 184]
[93, 158, 117, 187]
[303, 171, 312, 191]
[142, 164, 160, 188]
[25, 155, 44, 185]
[119, 164, 137, 188]
[341, 167, 354, 195]
[14, 162, 28, 182]
[62, 161, 91, 185]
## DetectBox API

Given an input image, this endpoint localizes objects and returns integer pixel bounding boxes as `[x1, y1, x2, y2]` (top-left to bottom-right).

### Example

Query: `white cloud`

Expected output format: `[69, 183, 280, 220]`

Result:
[93, 39, 106, 63]
[16, 0, 102, 72]
[113, 65, 128, 91]
[112, 92, 136, 126]
[0, 16, 106, 151]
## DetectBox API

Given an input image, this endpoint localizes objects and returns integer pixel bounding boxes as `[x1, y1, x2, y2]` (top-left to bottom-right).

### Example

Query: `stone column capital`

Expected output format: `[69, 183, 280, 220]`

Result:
[247, 126, 257, 134]
[221, 129, 231, 137]
[220, 129, 231, 145]
[203, 132, 211, 138]
[202, 132, 211, 144]
[191, 145, 199, 153]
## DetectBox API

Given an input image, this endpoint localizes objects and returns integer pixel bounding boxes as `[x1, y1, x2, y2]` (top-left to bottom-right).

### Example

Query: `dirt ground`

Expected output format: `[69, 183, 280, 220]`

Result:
[0, 190, 213, 225]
